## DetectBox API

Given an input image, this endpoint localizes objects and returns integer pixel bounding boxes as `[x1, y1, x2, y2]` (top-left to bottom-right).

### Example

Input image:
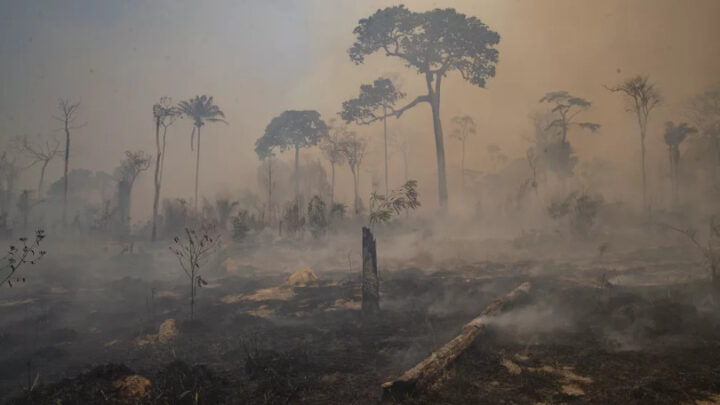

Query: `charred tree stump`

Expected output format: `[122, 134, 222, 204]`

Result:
[381, 282, 532, 401]
[362, 227, 380, 315]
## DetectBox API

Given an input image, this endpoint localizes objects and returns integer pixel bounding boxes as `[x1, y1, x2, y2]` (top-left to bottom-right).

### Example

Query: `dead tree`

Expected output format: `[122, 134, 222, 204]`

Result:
[115, 151, 151, 234]
[381, 282, 532, 401]
[20, 135, 61, 198]
[54, 99, 83, 227]
[361, 226, 379, 315]
[605, 76, 661, 214]
[665, 219, 720, 286]
[151, 97, 178, 241]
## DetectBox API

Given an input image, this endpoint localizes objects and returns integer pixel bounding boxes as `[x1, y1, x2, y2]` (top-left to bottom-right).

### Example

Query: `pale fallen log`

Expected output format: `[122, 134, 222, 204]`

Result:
[381, 282, 532, 401]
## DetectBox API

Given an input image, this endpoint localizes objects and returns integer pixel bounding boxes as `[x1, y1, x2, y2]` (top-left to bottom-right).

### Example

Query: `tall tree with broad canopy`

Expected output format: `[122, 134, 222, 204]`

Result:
[664, 121, 696, 207]
[341, 77, 405, 196]
[450, 115, 477, 190]
[538, 91, 600, 185]
[348, 5, 500, 211]
[605, 75, 661, 214]
[539, 91, 600, 143]
[176, 95, 226, 211]
[255, 110, 329, 202]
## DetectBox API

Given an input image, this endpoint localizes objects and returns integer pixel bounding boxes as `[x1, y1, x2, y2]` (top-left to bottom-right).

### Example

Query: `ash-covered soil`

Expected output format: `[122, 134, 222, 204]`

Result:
[2, 238, 720, 404]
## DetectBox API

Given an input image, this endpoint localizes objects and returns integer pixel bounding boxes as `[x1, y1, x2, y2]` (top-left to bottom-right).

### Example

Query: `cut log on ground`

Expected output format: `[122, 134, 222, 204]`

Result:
[362, 226, 380, 315]
[381, 282, 532, 401]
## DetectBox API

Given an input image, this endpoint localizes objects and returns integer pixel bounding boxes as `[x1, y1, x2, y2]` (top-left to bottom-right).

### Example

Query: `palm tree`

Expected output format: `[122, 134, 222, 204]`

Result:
[664, 121, 696, 208]
[176, 95, 226, 211]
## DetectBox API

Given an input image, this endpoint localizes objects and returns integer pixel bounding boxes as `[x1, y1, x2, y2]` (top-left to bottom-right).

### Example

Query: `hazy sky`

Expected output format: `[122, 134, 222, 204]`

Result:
[1, 0, 719, 217]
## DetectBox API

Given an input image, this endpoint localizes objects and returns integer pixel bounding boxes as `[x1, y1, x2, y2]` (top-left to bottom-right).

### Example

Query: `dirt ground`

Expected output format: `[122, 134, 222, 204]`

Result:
[2, 232, 720, 404]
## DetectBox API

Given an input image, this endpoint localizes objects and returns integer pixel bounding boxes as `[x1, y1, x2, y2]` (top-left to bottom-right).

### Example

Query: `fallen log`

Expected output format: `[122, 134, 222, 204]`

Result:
[381, 282, 532, 401]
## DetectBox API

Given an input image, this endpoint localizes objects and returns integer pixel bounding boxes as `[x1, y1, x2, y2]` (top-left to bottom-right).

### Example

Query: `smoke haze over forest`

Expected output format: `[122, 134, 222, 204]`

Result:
[2, 0, 718, 219]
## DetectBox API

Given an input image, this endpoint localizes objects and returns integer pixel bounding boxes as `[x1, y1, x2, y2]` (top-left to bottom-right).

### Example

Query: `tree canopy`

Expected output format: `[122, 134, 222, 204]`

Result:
[116, 150, 151, 186]
[176, 95, 226, 150]
[539, 91, 600, 140]
[450, 115, 477, 141]
[348, 5, 499, 210]
[606, 76, 662, 127]
[688, 89, 720, 138]
[349, 5, 500, 91]
[664, 121, 696, 148]
[176, 95, 226, 128]
[341, 77, 405, 125]
[255, 110, 329, 159]
[320, 120, 348, 166]
[337, 130, 367, 172]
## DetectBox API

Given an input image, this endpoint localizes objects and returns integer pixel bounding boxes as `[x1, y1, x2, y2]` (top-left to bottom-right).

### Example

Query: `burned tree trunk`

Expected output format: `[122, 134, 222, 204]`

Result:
[381, 282, 531, 401]
[362, 227, 379, 314]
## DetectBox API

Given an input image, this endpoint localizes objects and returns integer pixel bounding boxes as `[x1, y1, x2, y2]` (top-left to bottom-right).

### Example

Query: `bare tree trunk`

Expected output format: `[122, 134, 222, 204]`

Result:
[461, 139, 466, 191]
[352, 167, 360, 214]
[62, 122, 70, 227]
[160, 128, 168, 181]
[674, 151, 681, 208]
[668, 147, 674, 209]
[330, 161, 335, 205]
[268, 158, 273, 223]
[118, 180, 132, 236]
[38, 160, 48, 199]
[711, 135, 720, 186]
[712, 261, 717, 286]
[190, 273, 195, 321]
[294, 144, 300, 204]
[6, 175, 14, 217]
[194, 126, 201, 212]
[383, 105, 389, 196]
[404, 150, 410, 219]
[427, 74, 448, 212]
[710, 220, 718, 288]
[152, 119, 162, 240]
[18, 190, 30, 232]
[431, 101, 448, 212]
[362, 227, 379, 315]
[641, 132, 647, 215]
[381, 282, 532, 401]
